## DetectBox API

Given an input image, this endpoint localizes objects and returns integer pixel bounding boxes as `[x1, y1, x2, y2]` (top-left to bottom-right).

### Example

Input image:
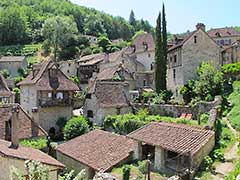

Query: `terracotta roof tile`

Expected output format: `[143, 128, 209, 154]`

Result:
[128, 122, 215, 155]
[57, 130, 134, 171]
[132, 33, 155, 53]
[208, 27, 240, 38]
[17, 61, 79, 91]
[0, 139, 64, 168]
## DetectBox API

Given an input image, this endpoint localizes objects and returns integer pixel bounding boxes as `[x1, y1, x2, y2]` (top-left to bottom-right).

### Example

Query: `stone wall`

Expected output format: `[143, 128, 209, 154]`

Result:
[0, 156, 59, 180]
[57, 151, 95, 179]
[133, 96, 222, 122]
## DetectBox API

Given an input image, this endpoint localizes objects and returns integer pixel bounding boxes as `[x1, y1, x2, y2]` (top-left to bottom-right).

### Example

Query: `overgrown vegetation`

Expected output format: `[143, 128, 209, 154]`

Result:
[103, 109, 199, 134]
[222, 62, 240, 74]
[63, 116, 89, 140]
[20, 137, 48, 150]
[228, 81, 240, 130]
[180, 62, 224, 104]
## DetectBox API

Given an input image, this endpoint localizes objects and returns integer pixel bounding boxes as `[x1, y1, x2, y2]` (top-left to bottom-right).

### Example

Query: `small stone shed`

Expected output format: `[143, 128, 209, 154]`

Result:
[56, 129, 134, 179]
[127, 122, 215, 177]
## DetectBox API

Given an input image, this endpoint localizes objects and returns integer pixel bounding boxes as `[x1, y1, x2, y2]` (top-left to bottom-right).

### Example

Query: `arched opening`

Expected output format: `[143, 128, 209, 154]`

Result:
[49, 127, 56, 139]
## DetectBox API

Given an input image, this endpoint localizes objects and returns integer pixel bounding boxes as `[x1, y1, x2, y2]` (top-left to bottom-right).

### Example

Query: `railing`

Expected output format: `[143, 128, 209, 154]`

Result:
[38, 98, 73, 107]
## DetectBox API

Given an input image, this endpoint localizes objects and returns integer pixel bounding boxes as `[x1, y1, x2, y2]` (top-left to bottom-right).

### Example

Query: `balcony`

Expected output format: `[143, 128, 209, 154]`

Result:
[38, 98, 73, 107]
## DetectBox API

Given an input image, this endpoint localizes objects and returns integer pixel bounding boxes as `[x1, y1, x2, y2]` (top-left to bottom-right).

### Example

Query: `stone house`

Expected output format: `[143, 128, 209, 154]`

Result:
[222, 40, 240, 65]
[56, 129, 134, 179]
[208, 27, 240, 46]
[0, 104, 46, 141]
[83, 81, 132, 126]
[167, 23, 221, 99]
[59, 60, 78, 77]
[128, 122, 215, 179]
[0, 56, 28, 77]
[0, 106, 64, 180]
[17, 60, 79, 134]
[0, 74, 14, 103]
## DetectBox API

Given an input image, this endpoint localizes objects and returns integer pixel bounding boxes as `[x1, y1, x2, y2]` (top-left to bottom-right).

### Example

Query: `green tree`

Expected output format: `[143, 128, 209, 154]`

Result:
[194, 62, 224, 101]
[0, 6, 29, 45]
[129, 10, 137, 28]
[97, 35, 111, 53]
[161, 3, 167, 90]
[63, 116, 89, 140]
[155, 12, 164, 93]
[42, 16, 78, 61]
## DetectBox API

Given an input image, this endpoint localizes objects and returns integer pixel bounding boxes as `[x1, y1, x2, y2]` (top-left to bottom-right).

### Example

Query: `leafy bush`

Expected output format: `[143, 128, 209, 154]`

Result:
[13, 88, 21, 103]
[222, 62, 240, 74]
[225, 161, 240, 180]
[20, 138, 47, 149]
[202, 156, 214, 172]
[0, 44, 41, 56]
[138, 160, 148, 175]
[200, 113, 209, 124]
[0, 69, 10, 78]
[63, 116, 89, 140]
[56, 117, 67, 131]
[211, 149, 225, 162]
[122, 165, 131, 180]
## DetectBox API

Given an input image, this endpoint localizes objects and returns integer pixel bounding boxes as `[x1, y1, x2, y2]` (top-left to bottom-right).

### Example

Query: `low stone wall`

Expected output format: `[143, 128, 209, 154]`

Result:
[133, 96, 222, 123]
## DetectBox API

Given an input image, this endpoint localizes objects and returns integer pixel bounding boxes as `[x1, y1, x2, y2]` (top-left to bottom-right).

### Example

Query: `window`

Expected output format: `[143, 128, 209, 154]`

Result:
[150, 63, 154, 70]
[194, 36, 197, 43]
[87, 110, 93, 118]
[220, 40, 224, 45]
[56, 92, 63, 99]
[170, 57, 173, 63]
[48, 92, 52, 98]
[173, 69, 176, 80]
[174, 55, 177, 63]
[148, 53, 151, 58]
[67, 70, 70, 73]
[229, 39, 231, 45]
[86, 93, 91, 99]
[176, 89, 178, 97]
[143, 79, 146, 87]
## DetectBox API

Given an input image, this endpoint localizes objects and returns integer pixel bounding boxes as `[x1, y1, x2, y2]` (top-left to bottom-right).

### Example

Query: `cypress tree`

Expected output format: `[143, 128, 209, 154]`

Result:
[129, 10, 137, 27]
[162, 3, 167, 90]
[155, 12, 163, 93]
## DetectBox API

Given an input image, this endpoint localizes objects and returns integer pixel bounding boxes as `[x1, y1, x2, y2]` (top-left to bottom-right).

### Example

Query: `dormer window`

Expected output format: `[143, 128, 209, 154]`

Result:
[215, 32, 221, 37]
[194, 36, 197, 43]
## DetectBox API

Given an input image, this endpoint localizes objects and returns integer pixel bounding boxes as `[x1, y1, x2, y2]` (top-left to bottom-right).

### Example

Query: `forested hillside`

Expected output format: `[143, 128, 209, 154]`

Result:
[0, 0, 153, 46]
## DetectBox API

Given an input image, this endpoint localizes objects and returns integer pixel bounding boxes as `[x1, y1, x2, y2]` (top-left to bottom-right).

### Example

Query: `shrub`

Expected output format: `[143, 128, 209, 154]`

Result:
[122, 165, 131, 180]
[56, 117, 67, 131]
[200, 113, 209, 124]
[222, 62, 240, 74]
[0, 69, 10, 78]
[63, 116, 89, 140]
[202, 156, 214, 172]
[138, 160, 148, 175]
[211, 149, 225, 162]
[13, 88, 21, 103]
[20, 138, 47, 149]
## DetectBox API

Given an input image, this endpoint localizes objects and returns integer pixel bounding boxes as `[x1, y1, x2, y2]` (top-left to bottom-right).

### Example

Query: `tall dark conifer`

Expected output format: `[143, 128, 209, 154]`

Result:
[155, 12, 163, 93]
[162, 3, 167, 90]
[129, 10, 137, 27]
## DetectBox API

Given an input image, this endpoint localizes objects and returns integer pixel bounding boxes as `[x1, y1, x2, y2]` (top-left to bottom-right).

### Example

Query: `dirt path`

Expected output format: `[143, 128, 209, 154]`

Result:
[211, 118, 239, 180]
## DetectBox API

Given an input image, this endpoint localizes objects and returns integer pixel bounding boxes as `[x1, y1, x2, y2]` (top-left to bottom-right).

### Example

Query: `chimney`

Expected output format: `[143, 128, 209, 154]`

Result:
[31, 107, 39, 137]
[196, 23, 206, 31]
[10, 105, 20, 149]
[104, 53, 109, 63]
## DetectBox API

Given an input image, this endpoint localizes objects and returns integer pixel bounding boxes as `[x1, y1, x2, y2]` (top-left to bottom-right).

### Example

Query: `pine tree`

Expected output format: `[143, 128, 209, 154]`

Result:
[161, 3, 167, 90]
[129, 10, 136, 27]
[155, 12, 163, 93]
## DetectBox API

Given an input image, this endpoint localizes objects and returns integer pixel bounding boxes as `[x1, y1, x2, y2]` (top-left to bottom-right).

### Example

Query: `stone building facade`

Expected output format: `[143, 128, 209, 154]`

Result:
[222, 40, 240, 64]
[0, 74, 14, 103]
[0, 56, 28, 77]
[59, 60, 78, 77]
[18, 60, 79, 133]
[208, 27, 240, 46]
[83, 81, 132, 126]
[167, 23, 221, 99]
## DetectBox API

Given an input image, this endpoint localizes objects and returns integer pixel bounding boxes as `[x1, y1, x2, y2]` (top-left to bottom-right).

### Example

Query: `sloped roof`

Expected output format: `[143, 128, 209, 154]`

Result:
[132, 33, 155, 53]
[17, 61, 79, 91]
[0, 74, 13, 97]
[208, 27, 240, 38]
[128, 122, 215, 155]
[77, 53, 106, 66]
[95, 81, 130, 108]
[57, 129, 134, 172]
[0, 139, 64, 168]
[0, 56, 25, 62]
[0, 104, 47, 140]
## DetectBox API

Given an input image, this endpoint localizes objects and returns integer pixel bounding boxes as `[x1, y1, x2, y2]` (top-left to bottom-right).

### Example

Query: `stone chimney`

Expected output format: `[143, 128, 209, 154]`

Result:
[10, 105, 20, 149]
[31, 107, 39, 137]
[196, 23, 206, 31]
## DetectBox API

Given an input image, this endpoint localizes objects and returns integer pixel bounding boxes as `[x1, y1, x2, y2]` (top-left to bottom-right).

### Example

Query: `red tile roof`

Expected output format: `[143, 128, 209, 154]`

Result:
[17, 61, 79, 91]
[208, 27, 240, 38]
[127, 122, 215, 155]
[57, 129, 134, 172]
[0, 139, 64, 168]
[0, 104, 47, 140]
